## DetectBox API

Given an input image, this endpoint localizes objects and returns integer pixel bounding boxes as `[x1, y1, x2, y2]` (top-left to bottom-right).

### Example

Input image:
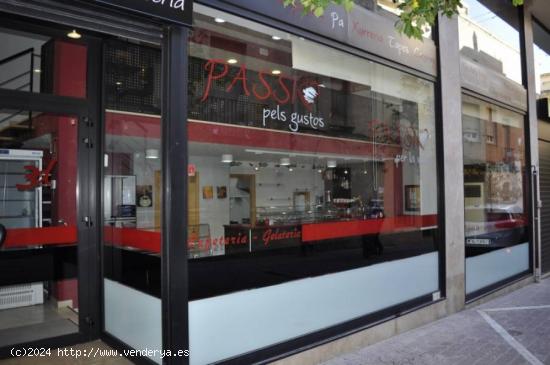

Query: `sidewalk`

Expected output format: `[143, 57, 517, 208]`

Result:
[322, 278, 550, 365]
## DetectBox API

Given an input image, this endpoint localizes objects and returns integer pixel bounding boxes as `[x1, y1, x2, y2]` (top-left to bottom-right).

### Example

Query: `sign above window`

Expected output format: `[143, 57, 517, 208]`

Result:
[93, 0, 193, 26]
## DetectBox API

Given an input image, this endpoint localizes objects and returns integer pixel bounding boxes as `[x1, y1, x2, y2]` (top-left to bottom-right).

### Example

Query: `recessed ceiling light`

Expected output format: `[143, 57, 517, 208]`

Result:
[67, 30, 81, 39]
[288, 168, 294, 172]
[145, 149, 159, 160]
[271, 69, 281, 75]
[221, 154, 233, 163]
[33, 69, 41, 73]
[214, 18, 226, 23]
[272, 35, 282, 40]
[227, 58, 238, 64]
[280, 157, 291, 166]
[116, 81, 122, 86]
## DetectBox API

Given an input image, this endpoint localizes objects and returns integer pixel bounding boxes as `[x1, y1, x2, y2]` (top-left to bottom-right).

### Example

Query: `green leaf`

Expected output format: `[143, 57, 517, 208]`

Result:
[314, 6, 325, 17]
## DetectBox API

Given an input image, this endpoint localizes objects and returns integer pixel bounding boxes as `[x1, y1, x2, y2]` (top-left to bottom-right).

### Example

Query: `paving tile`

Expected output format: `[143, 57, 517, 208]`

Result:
[322, 278, 550, 365]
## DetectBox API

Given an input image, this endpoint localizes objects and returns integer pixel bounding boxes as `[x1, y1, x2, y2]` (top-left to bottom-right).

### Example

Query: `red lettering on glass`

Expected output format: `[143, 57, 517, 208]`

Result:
[200, 59, 321, 109]
[201, 59, 229, 102]
[273, 76, 292, 104]
[16, 159, 58, 191]
[252, 70, 272, 100]
[226, 64, 250, 96]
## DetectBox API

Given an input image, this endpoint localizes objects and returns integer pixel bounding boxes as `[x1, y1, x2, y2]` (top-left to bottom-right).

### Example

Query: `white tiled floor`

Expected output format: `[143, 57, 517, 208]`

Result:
[0, 301, 78, 348]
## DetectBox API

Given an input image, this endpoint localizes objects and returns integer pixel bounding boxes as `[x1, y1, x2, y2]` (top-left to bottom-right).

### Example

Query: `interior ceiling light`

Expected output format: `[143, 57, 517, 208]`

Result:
[67, 30, 82, 39]
[327, 160, 337, 168]
[145, 149, 159, 160]
[33, 69, 41, 73]
[227, 58, 238, 64]
[272, 35, 282, 40]
[280, 157, 291, 166]
[271, 69, 281, 75]
[214, 17, 226, 23]
[221, 154, 233, 163]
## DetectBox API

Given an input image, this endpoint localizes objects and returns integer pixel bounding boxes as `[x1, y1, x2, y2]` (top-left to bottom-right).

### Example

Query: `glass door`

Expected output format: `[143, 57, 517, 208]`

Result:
[0, 17, 100, 354]
[0, 109, 84, 348]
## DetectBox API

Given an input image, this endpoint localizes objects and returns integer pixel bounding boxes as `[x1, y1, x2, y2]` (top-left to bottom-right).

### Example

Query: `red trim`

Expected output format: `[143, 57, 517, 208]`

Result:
[105, 112, 161, 139]
[188, 121, 401, 158]
[301, 215, 438, 242]
[105, 111, 401, 158]
[4, 226, 78, 248]
[103, 227, 161, 254]
[2, 216, 436, 251]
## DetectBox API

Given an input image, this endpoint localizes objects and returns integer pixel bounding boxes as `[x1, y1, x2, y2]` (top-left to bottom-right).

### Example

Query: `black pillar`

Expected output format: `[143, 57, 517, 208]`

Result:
[162, 25, 189, 365]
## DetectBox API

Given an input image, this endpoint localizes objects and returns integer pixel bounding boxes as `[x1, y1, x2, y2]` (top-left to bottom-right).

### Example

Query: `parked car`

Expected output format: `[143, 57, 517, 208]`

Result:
[464, 205, 527, 248]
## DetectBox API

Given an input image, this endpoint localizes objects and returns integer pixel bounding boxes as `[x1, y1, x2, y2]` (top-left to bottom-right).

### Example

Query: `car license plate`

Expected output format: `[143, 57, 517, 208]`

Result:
[466, 238, 491, 245]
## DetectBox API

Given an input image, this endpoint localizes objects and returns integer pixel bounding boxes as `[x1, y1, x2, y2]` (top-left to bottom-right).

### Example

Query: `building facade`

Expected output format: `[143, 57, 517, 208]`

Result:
[0, 0, 548, 364]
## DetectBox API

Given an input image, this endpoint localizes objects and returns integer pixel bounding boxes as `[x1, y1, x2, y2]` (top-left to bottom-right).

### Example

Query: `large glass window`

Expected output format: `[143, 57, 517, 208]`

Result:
[187, 5, 440, 364]
[458, 0, 522, 86]
[102, 39, 162, 363]
[534, 20, 550, 98]
[463, 95, 529, 295]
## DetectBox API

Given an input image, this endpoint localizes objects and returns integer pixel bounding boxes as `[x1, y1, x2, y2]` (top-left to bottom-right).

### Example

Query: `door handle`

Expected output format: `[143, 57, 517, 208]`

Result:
[0, 223, 6, 249]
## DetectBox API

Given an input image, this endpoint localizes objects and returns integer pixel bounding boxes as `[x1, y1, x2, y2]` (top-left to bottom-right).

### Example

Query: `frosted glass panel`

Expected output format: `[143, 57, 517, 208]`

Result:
[189, 252, 439, 365]
[466, 243, 529, 294]
[104, 279, 162, 364]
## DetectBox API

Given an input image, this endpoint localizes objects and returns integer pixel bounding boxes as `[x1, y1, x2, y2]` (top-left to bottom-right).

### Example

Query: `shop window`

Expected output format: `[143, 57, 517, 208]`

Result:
[458, 0, 522, 86]
[534, 19, 550, 114]
[187, 5, 440, 364]
[102, 40, 163, 364]
[462, 95, 529, 296]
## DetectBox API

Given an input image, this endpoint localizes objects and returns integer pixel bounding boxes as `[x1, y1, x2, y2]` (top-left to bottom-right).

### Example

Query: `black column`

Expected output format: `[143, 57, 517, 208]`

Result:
[162, 25, 189, 364]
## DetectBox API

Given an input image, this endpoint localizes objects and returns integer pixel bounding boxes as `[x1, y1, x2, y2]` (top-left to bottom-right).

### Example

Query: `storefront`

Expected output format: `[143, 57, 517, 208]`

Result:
[0, 0, 545, 364]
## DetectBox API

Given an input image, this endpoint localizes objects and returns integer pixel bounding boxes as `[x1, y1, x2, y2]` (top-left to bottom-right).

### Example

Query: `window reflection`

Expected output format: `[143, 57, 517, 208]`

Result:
[463, 95, 529, 294]
[188, 10, 439, 299]
[458, 0, 522, 85]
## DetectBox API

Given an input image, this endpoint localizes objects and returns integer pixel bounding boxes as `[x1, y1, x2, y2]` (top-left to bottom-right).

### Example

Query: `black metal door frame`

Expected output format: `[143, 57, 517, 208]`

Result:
[0, 16, 103, 356]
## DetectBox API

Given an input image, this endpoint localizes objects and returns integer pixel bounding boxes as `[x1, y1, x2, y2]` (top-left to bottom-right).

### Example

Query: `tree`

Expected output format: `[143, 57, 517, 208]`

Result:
[284, 0, 524, 39]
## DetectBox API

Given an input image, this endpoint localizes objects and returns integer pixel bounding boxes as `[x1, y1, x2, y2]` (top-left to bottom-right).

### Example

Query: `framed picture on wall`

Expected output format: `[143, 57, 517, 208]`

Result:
[405, 185, 420, 212]
[202, 185, 214, 200]
[217, 186, 227, 199]
[136, 185, 153, 207]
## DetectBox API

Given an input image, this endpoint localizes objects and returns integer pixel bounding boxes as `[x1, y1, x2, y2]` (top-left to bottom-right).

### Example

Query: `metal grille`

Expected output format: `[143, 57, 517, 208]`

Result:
[188, 57, 268, 126]
[539, 139, 550, 273]
[104, 41, 162, 115]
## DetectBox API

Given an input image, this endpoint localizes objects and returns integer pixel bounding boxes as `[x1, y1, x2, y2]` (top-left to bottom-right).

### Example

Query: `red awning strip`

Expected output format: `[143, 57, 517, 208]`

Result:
[1, 216, 438, 252]
[3, 226, 78, 249]
[301, 215, 438, 242]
